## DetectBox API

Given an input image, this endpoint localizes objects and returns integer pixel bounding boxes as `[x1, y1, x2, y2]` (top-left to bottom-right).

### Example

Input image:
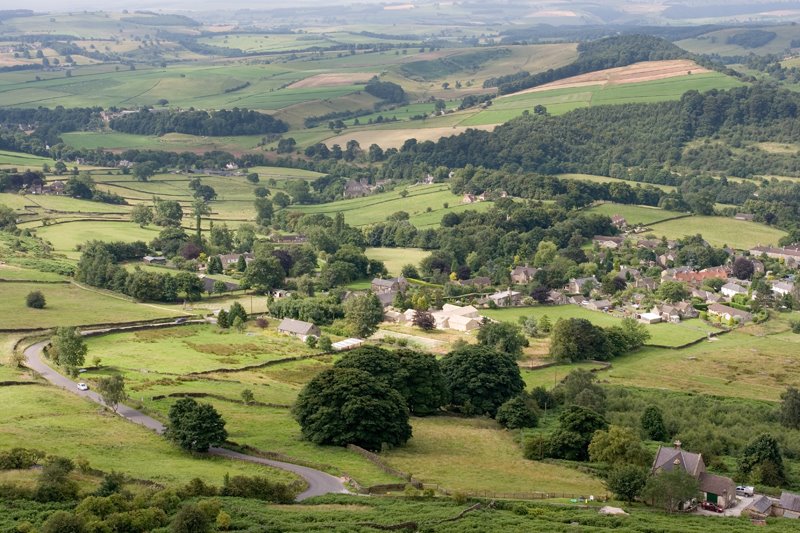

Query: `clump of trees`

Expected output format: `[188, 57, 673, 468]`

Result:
[26, 290, 46, 309]
[110, 108, 288, 136]
[549, 317, 649, 362]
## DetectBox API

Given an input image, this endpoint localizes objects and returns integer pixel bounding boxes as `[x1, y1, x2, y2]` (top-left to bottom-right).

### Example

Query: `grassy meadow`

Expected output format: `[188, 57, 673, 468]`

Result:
[648, 215, 787, 249]
[0, 364, 300, 487]
[483, 305, 721, 348]
[0, 281, 180, 329]
[586, 203, 685, 226]
[365, 247, 429, 275]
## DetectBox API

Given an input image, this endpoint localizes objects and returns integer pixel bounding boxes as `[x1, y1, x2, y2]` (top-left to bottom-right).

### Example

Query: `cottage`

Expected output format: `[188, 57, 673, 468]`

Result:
[568, 295, 587, 305]
[376, 292, 396, 308]
[458, 276, 492, 289]
[734, 213, 755, 221]
[708, 303, 753, 323]
[692, 288, 722, 304]
[749, 245, 800, 268]
[667, 266, 729, 285]
[657, 252, 678, 268]
[488, 290, 522, 307]
[566, 276, 598, 294]
[143, 255, 167, 265]
[277, 318, 320, 341]
[585, 299, 612, 312]
[721, 282, 748, 299]
[218, 253, 254, 268]
[548, 290, 568, 305]
[745, 495, 775, 518]
[371, 277, 408, 294]
[634, 277, 658, 291]
[462, 194, 479, 204]
[201, 277, 240, 293]
[344, 179, 371, 199]
[383, 309, 405, 324]
[510, 265, 539, 284]
[610, 214, 627, 229]
[778, 491, 800, 519]
[42, 180, 65, 195]
[430, 304, 482, 332]
[638, 312, 662, 324]
[651, 442, 736, 510]
[772, 281, 795, 297]
[593, 235, 624, 249]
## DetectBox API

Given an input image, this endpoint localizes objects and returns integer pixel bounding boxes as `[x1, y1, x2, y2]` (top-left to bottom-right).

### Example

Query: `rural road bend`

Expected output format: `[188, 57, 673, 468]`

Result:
[23, 336, 348, 501]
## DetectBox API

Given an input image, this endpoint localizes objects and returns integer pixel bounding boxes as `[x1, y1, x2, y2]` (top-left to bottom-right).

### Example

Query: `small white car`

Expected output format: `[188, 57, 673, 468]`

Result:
[76, 382, 89, 391]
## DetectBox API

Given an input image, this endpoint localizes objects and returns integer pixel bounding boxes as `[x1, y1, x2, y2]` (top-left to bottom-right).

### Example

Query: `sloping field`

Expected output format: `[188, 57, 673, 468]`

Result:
[648, 215, 787, 249]
[324, 124, 498, 150]
[288, 72, 376, 88]
[511, 60, 710, 95]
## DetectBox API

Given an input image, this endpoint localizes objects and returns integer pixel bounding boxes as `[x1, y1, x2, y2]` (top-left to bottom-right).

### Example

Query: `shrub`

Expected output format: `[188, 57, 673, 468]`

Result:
[220, 475, 294, 503]
[40, 511, 86, 533]
[496, 396, 538, 429]
[25, 290, 46, 309]
[171, 503, 210, 533]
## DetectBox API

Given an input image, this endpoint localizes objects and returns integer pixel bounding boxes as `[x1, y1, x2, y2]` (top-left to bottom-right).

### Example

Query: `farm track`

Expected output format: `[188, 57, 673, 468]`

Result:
[22, 328, 350, 501]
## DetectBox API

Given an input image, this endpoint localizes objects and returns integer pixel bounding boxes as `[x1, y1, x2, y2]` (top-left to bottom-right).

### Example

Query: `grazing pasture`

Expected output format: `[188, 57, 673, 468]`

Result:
[365, 247, 429, 275]
[586, 203, 685, 226]
[648, 215, 787, 249]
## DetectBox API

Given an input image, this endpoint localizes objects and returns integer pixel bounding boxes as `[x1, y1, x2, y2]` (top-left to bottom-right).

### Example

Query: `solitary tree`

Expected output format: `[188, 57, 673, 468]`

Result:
[412, 310, 435, 330]
[588, 425, 650, 466]
[96, 375, 126, 412]
[732, 257, 755, 280]
[293, 367, 411, 451]
[547, 405, 607, 461]
[657, 281, 690, 303]
[549, 318, 610, 362]
[166, 398, 227, 452]
[242, 257, 285, 294]
[738, 433, 786, 486]
[130, 204, 153, 227]
[607, 465, 648, 504]
[26, 290, 46, 309]
[50, 327, 87, 371]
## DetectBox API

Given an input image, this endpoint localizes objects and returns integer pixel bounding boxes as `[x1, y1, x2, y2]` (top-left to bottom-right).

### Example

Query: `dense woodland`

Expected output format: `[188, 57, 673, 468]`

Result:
[109, 108, 288, 136]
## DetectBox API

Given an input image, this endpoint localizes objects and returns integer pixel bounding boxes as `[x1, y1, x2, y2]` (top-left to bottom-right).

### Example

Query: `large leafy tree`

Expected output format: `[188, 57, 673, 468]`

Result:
[439, 345, 524, 416]
[588, 425, 650, 466]
[293, 368, 412, 451]
[334, 346, 447, 416]
[606, 465, 648, 504]
[50, 327, 87, 371]
[343, 292, 384, 338]
[496, 396, 538, 429]
[657, 281, 690, 304]
[549, 318, 611, 362]
[642, 469, 700, 513]
[242, 256, 285, 294]
[477, 321, 529, 357]
[548, 405, 607, 461]
[166, 398, 228, 452]
[96, 375, 126, 412]
[738, 433, 786, 486]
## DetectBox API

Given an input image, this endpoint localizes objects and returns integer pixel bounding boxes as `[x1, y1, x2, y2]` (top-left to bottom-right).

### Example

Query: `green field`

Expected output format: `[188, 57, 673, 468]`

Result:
[36, 221, 160, 258]
[0, 264, 67, 282]
[677, 25, 800, 57]
[649, 215, 787, 249]
[0, 149, 52, 169]
[586, 203, 686, 226]
[290, 184, 492, 227]
[0, 364, 299, 487]
[608, 314, 800, 402]
[558, 174, 676, 193]
[460, 72, 744, 126]
[365, 247, 430, 275]
[0, 281, 179, 329]
[483, 305, 721, 348]
[381, 416, 605, 494]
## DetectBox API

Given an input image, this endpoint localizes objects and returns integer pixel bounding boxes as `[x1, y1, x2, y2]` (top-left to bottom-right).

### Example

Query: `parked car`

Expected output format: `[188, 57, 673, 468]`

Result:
[76, 383, 89, 391]
[736, 485, 754, 497]
[701, 501, 723, 513]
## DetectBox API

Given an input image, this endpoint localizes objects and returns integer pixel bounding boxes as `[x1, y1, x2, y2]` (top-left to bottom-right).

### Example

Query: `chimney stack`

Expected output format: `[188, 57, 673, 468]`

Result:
[674, 440, 682, 449]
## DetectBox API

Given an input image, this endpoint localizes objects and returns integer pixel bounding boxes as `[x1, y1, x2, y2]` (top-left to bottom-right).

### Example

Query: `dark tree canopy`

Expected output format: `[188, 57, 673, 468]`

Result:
[549, 318, 611, 362]
[293, 368, 412, 451]
[334, 346, 447, 416]
[496, 395, 538, 429]
[548, 405, 608, 461]
[110, 108, 287, 137]
[439, 345, 524, 416]
[738, 433, 786, 486]
[477, 321, 529, 357]
[732, 256, 755, 280]
[641, 405, 668, 441]
[780, 386, 800, 430]
[166, 398, 227, 453]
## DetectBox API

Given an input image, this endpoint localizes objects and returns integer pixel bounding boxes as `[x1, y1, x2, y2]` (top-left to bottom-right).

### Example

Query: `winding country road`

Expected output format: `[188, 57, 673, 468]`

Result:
[23, 332, 349, 501]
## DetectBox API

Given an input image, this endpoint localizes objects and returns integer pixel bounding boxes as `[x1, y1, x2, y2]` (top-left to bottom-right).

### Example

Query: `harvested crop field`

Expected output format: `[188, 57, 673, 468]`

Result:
[287, 72, 377, 88]
[510, 59, 710, 95]
[324, 124, 498, 149]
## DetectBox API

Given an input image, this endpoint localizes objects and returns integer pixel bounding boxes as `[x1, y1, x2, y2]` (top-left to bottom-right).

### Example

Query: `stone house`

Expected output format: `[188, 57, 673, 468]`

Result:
[651, 442, 736, 510]
[277, 318, 320, 341]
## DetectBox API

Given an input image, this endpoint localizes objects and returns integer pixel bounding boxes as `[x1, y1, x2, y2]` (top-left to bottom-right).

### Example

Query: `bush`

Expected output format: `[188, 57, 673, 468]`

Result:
[171, 503, 210, 533]
[40, 511, 86, 533]
[25, 290, 46, 309]
[496, 396, 538, 429]
[0, 448, 45, 470]
[220, 475, 294, 503]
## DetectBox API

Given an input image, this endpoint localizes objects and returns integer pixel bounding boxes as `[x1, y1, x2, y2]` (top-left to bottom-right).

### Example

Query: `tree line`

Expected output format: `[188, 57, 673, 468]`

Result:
[109, 108, 288, 137]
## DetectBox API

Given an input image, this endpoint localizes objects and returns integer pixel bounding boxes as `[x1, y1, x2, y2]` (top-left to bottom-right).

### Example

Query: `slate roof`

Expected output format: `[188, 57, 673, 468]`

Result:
[651, 446, 704, 477]
[748, 495, 774, 515]
[780, 491, 800, 513]
[698, 472, 734, 497]
[277, 318, 318, 336]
